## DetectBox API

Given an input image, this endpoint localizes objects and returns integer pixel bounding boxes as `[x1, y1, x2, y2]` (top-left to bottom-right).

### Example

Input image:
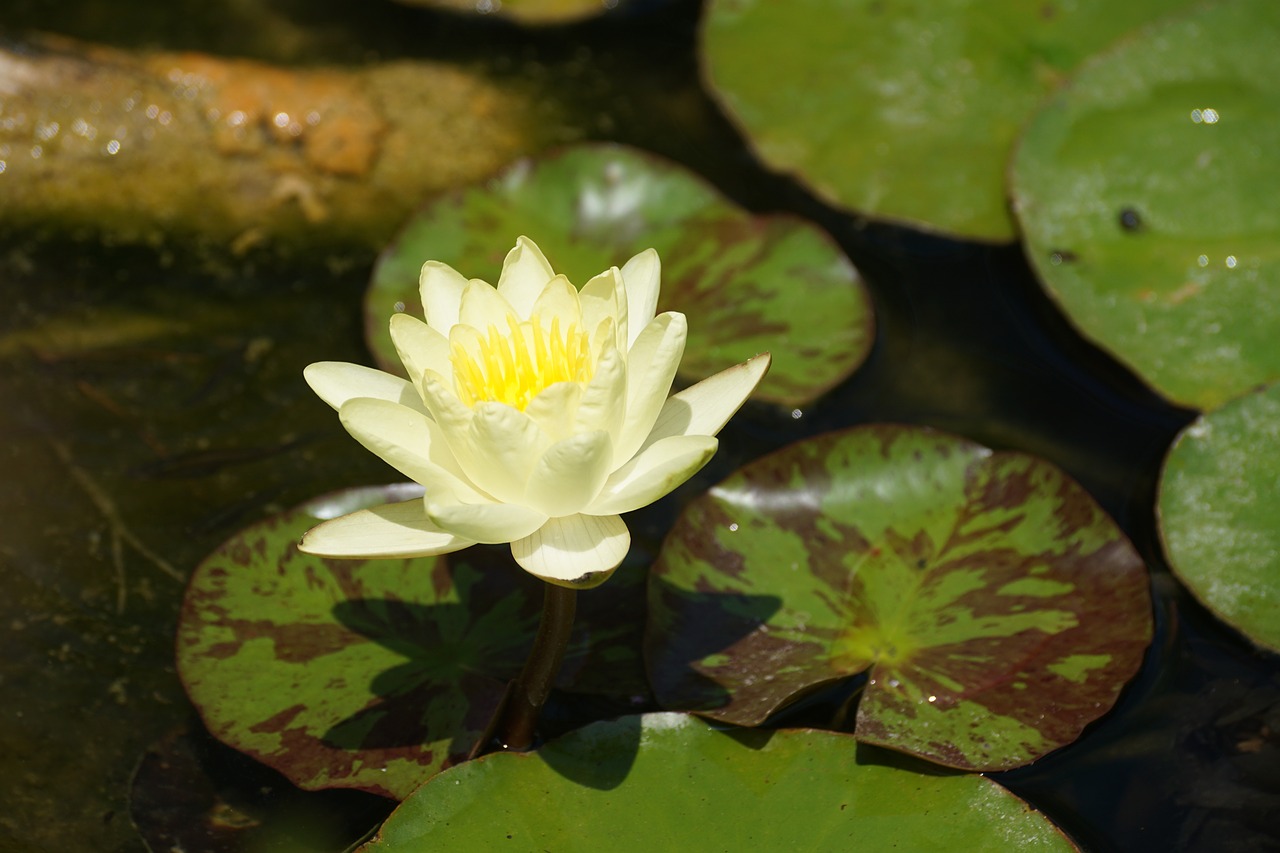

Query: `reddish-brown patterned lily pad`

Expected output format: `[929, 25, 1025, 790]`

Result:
[646, 425, 1152, 771]
[177, 484, 646, 800]
[365, 143, 872, 406]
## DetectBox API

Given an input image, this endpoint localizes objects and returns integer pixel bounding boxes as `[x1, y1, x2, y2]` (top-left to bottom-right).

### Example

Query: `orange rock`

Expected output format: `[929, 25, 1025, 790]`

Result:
[0, 35, 553, 254]
[144, 52, 386, 177]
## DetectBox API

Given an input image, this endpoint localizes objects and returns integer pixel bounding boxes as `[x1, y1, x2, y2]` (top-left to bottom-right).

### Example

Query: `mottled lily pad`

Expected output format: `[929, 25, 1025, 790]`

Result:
[702, 0, 1196, 241]
[647, 425, 1151, 771]
[365, 143, 872, 406]
[1011, 0, 1280, 410]
[1158, 383, 1280, 653]
[176, 484, 646, 799]
[360, 713, 1079, 851]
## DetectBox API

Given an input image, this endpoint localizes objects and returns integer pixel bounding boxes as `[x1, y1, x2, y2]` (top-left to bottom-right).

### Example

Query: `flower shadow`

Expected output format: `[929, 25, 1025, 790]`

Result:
[645, 575, 785, 717]
[321, 596, 530, 757]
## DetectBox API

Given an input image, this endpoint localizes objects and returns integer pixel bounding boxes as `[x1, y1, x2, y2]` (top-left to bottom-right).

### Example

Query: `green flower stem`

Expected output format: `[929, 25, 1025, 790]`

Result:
[471, 583, 577, 758]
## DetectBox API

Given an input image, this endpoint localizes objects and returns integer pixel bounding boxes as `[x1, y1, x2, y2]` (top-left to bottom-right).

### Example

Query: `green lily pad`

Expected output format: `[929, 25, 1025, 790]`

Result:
[176, 484, 647, 800]
[365, 143, 872, 406]
[1010, 0, 1280, 410]
[360, 713, 1079, 851]
[647, 425, 1151, 771]
[1158, 383, 1280, 653]
[702, 0, 1196, 241]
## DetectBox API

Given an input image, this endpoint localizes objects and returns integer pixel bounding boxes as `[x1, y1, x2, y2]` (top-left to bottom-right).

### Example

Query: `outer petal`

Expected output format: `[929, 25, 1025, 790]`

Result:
[579, 267, 626, 353]
[523, 430, 613, 517]
[641, 352, 772, 450]
[338, 398, 482, 498]
[299, 499, 472, 558]
[304, 362, 428, 415]
[390, 313, 452, 393]
[496, 236, 555, 319]
[613, 312, 688, 464]
[459, 278, 518, 330]
[585, 434, 717, 516]
[426, 499, 547, 545]
[419, 260, 468, 334]
[620, 248, 660, 348]
[461, 402, 548, 503]
[511, 514, 630, 589]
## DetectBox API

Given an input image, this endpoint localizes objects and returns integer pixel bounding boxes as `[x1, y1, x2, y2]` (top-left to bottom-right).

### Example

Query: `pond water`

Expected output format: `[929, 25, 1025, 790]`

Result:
[2, 1, 1277, 851]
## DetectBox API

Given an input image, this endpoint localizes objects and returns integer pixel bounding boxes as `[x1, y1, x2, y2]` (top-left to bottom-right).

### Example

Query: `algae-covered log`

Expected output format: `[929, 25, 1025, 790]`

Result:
[0, 36, 557, 252]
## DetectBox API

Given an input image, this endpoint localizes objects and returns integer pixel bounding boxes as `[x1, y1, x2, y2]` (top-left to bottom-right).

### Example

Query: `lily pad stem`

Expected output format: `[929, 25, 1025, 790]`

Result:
[470, 582, 577, 758]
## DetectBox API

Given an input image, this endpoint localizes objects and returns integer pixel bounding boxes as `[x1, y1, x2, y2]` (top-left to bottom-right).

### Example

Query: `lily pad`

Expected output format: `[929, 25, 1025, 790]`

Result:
[360, 713, 1079, 851]
[702, 0, 1196, 241]
[365, 143, 872, 406]
[176, 484, 647, 799]
[1158, 383, 1280, 653]
[1010, 0, 1280, 410]
[647, 425, 1151, 771]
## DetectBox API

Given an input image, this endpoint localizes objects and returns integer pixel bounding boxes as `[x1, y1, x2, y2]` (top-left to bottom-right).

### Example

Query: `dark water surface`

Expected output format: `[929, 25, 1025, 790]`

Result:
[2, 1, 1277, 851]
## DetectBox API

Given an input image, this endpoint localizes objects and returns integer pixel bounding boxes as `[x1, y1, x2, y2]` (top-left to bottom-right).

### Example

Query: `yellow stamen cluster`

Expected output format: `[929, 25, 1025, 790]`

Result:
[451, 313, 594, 410]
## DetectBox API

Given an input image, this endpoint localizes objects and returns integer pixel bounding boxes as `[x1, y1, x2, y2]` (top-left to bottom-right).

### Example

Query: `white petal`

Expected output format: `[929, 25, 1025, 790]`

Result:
[304, 362, 428, 414]
[419, 370, 473, 439]
[459, 278, 517, 331]
[338, 397, 482, 499]
[586, 434, 717, 516]
[523, 430, 613, 517]
[446, 323, 487, 404]
[419, 260, 468, 335]
[530, 274, 582, 330]
[496, 236, 556, 318]
[511, 514, 630, 589]
[524, 381, 584, 443]
[462, 402, 548, 503]
[642, 352, 771, 450]
[614, 312, 687, 464]
[418, 371, 491, 495]
[573, 343, 626, 452]
[390, 313, 452, 393]
[620, 248, 660, 348]
[580, 267, 626, 352]
[426, 499, 547, 544]
[299, 499, 472, 558]
[587, 315, 617, 365]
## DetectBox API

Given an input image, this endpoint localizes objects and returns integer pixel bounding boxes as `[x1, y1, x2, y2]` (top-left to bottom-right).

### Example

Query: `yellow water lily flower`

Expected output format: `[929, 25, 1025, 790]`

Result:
[300, 236, 770, 588]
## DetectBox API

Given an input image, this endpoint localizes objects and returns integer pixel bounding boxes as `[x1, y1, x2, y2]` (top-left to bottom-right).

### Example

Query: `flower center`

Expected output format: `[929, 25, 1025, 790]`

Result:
[451, 313, 594, 410]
